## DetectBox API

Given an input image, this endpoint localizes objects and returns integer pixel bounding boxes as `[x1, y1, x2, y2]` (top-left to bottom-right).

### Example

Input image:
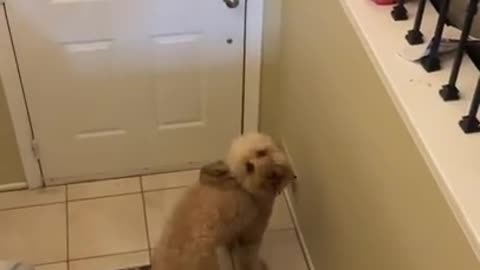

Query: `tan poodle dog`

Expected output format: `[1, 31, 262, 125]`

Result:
[151, 133, 296, 270]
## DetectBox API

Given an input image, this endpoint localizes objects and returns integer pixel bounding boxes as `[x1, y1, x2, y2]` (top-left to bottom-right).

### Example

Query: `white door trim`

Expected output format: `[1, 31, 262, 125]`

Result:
[0, 0, 262, 189]
[0, 4, 43, 189]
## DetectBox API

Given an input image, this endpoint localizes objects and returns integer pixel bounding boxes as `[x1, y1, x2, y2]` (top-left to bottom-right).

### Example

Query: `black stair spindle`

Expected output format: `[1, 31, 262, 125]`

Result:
[459, 77, 480, 133]
[439, 0, 479, 101]
[420, 0, 451, 72]
[392, 0, 408, 21]
[406, 0, 427, 45]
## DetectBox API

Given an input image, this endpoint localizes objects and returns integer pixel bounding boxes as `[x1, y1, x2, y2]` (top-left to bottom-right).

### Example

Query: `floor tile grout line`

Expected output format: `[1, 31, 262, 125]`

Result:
[65, 176, 141, 187]
[141, 169, 200, 178]
[67, 191, 142, 203]
[0, 201, 66, 212]
[31, 249, 152, 265]
[0, 184, 191, 212]
[142, 185, 191, 194]
[139, 176, 144, 192]
[139, 176, 153, 262]
[0, 192, 145, 213]
[68, 249, 149, 262]
[283, 193, 313, 270]
[34, 260, 67, 267]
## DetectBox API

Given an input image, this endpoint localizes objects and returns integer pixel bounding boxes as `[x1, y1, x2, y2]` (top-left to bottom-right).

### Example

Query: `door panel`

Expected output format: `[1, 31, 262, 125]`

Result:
[6, 0, 244, 183]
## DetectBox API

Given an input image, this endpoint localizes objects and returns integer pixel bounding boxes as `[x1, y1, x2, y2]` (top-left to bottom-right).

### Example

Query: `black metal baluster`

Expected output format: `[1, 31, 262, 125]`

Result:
[392, 0, 408, 21]
[459, 77, 480, 133]
[420, 0, 451, 72]
[406, 0, 427, 45]
[439, 0, 479, 101]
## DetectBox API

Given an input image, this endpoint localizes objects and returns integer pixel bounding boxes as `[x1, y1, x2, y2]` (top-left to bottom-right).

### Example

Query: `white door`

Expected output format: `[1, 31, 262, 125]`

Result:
[6, 0, 244, 184]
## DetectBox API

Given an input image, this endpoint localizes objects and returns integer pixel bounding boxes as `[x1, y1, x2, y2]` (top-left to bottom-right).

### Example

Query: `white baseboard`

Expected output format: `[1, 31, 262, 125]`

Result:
[0, 181, 28, 192]
[284, 191, 316, 270]
[281, 139, 316, 270]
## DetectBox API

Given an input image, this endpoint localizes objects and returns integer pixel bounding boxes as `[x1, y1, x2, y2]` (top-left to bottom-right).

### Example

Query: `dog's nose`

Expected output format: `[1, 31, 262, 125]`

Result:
[269, 171, 280, 180]
[267, 166, 285, 181]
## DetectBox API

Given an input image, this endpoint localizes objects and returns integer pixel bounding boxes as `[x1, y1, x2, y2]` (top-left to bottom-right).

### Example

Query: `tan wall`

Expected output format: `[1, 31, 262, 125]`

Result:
[260, 0, 480, 269]
[448, 0, 480, 37]
[0, 80, 25, 185]
[259, 0, 282, 137]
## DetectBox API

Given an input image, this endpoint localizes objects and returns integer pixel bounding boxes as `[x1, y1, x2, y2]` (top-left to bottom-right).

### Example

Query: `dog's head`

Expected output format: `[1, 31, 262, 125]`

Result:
[226, 133, 296, 197]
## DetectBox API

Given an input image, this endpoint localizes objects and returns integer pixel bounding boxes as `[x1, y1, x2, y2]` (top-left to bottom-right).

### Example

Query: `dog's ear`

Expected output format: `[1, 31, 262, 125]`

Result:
[199, 160, 231, 184]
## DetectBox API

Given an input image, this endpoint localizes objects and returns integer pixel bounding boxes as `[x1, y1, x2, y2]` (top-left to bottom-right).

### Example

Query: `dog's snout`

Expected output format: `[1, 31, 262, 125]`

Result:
[267, 165, 285, 181]
[268, 171, 280, 180]
[246, 161, 255, 173]
[256, 149, 268, 158]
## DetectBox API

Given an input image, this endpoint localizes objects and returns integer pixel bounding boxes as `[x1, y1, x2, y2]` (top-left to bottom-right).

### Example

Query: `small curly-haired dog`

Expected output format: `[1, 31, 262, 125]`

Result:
[151, 133, 296, 270]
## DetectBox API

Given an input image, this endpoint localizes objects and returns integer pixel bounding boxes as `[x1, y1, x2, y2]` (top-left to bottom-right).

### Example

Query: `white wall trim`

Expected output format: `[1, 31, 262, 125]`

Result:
[284, 191, 316, 270]
[0, 4, 43, 189]
[243, 0, 263, 133]
[281, 139, 316, 270]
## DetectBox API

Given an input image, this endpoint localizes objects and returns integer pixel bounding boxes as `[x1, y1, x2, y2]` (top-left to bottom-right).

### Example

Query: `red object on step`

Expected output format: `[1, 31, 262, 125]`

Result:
[372, 0, 396, 5]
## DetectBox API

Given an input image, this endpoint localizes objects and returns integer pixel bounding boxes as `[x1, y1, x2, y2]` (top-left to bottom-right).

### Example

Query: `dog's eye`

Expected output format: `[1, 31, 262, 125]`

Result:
[245, 162, 255, 173]
[256, 149, 267, 158]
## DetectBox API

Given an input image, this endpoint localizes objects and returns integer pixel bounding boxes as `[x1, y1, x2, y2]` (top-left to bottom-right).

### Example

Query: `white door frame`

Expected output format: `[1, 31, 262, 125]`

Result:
[0, 0, 263, 189]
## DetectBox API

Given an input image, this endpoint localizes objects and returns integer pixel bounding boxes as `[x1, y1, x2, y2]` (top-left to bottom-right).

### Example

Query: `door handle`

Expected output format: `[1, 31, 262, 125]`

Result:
[223, 0, 239, 8]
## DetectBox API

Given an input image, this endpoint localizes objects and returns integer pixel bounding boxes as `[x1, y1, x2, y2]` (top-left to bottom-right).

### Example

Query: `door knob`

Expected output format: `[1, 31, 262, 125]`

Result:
[223, 0, 239, 8]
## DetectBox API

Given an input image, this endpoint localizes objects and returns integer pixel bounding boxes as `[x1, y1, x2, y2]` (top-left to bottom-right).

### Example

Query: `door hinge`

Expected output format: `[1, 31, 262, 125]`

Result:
[32, 139, 40, 160]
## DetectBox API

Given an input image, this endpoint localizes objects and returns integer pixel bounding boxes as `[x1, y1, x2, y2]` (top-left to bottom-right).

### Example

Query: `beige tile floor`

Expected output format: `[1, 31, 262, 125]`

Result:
[0, 170, 308, 270]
